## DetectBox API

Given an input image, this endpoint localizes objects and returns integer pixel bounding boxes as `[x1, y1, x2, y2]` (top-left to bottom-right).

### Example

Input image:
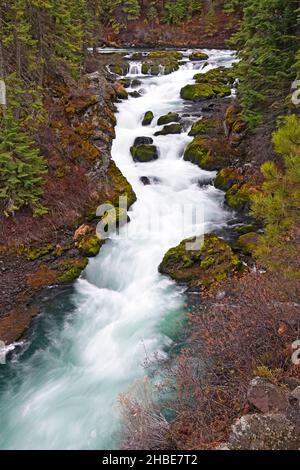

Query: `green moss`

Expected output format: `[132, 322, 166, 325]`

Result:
[57, 257, 88, 283]
[188, 118, 217, 137]
[109, 63, 129, 76]
[157, 112, 180, 126]
[24, 244, 54, 261]
[193, 67, 231, 85]
[148, 51, 183, 60]
[130, 144, 159, 162]
[164, 61, 180, 75]
[234, 232, 260, 256]
[155, 123, 182, 136]
[142, 111, 154, 126]
[225, 183, 256, 212]
[180, 83, 231, 101]
[225, 105, 247, 134]
[78, 234, 102, 257]
[189, 52, 209, 61]
[214, 167, 243, 191]
[183, 137, 214, 169]
[107, 160, 137, 209]
[159, 233, 242, 289]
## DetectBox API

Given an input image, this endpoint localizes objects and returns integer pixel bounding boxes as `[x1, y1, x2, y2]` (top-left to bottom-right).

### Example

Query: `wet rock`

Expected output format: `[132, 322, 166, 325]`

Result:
[130, 144, 159, 163]
[154, 123, 182, 136]
[129, 90, 142, 98]
[228, 413, 300, 450]
[140, 176, 151, 185]
[142, 111, 154, 126]
[140, 176, 161, 185]
[157, 112, 180, 126]
[134, 136, 154, 145]
[247, 377, 289, 414]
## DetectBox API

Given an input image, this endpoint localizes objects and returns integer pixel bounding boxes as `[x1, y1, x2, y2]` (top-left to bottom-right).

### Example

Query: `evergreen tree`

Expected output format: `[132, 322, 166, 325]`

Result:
[251, 115, 300, 275]
[230, 0, 298, 127]
[0, 111, 47, 216]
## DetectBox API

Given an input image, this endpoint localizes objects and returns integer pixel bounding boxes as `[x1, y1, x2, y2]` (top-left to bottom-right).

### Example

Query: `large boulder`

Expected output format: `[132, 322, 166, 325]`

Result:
[130, 144, 159, 163]
[159, 233, 241, 289]
[227, 413, 300, 450]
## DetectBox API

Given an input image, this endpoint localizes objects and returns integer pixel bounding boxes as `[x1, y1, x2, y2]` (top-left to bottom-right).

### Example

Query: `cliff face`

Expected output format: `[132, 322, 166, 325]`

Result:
[0, 61, 136, 344]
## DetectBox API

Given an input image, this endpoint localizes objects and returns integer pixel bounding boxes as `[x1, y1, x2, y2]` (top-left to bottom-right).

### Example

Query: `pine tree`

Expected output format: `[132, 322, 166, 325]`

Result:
[0, 111, 47, 216]
[251, 115, 300, 275]
[230, 0, 298, 127]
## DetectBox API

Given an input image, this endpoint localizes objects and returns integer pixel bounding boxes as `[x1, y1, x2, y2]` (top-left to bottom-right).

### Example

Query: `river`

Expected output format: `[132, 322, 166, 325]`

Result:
[0, 49, 236, 450]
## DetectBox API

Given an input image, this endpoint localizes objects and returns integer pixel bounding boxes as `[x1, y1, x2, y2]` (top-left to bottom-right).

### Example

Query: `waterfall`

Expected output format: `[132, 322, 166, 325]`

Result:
[0, 49, 236, 450]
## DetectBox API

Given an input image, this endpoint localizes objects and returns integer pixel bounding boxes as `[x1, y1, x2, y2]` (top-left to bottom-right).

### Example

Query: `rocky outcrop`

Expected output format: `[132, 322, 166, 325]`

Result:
[223, 378, 300, 450]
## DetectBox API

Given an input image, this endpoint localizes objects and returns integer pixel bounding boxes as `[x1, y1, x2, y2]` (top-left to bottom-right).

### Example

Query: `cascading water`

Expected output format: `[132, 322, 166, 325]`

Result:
[0, 49, 236, 450]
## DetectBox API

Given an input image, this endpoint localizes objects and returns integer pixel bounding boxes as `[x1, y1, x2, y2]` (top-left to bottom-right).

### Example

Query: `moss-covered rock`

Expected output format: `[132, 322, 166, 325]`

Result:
[163, 60, 180, 75]
[159, 233, 242, 289]
[109, 63, 129, 76]
[193, 67, 232, 85]
[129, 91, 142, 98]
[184, 137, 228, 170]
[157, 112, 180, 125]
[214, 167, 243, 191]
[180, 83, 231, 101]
[57, 257, 89, 284]
[225, 183, 257, 212]
[130, 144, 159, 162]
[155, 123, 182, 136]
[234, 232, 260, 256]
[106, 160, 137, 209]
[189, 52, 209, 61]
[119, 78, 131, 88]
[78, 234, 102, 257]
[142, 111, 154, 126]
[188, 117, 217, 137]
[148, 51, 183, 60]
[225, 104, 247, 134]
